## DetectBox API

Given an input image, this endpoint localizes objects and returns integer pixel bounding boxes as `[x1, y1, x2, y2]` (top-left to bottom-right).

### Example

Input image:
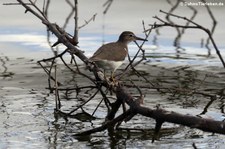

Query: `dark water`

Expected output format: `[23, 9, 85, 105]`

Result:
[1, 0, 225, 148]
[1, 58, 225, 149]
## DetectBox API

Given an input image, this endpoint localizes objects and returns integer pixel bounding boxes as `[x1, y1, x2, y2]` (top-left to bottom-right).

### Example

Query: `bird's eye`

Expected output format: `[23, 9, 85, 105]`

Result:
[129, 34, 134, 37]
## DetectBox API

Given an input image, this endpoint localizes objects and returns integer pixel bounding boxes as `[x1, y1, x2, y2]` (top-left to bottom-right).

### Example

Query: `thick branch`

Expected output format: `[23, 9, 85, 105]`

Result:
[116, 87, 225, 135]
[17, 0, 88, 64]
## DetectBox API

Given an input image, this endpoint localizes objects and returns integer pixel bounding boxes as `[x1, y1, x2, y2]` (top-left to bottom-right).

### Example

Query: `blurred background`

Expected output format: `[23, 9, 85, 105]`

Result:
[1, 0, 225, 67]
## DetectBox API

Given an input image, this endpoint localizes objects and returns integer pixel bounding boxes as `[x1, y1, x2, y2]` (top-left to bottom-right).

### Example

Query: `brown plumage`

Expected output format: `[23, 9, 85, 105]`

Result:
[90, 42, 128, 62]
[90, 31, 147, 76]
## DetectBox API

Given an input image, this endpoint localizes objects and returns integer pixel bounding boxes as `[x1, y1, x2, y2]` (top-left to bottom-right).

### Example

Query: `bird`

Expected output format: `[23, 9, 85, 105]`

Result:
[89, 31, 147, 81]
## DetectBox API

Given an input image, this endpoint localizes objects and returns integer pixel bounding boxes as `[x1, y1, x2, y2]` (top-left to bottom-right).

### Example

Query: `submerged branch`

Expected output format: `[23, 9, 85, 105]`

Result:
[76, 86, 225, 136]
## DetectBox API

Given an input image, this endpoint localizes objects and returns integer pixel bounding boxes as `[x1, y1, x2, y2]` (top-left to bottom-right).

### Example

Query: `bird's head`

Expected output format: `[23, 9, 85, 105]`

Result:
[118, 31, 148, 44]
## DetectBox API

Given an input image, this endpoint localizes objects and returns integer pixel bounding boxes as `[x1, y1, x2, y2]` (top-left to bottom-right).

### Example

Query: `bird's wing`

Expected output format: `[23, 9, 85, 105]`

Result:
[90, 42, 127, 61]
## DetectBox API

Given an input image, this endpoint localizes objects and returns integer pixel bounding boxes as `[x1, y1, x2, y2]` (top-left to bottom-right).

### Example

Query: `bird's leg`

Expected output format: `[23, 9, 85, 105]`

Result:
[110, 71, 118, 85]
[102, 70, 112, 84]
[103, 70, 107, 80]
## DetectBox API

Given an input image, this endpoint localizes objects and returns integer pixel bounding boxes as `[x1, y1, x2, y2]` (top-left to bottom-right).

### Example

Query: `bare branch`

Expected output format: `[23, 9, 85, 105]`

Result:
[147, 10, 225, 68]
[73, 0, 78, 43]
[13, 0, 225, 139]
[103, 0, 113, 14]
[78, 13, 97, 29]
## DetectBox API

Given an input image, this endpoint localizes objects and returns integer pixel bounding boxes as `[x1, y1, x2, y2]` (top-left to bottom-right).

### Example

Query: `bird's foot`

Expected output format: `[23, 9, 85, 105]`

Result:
[109, 76, 119, 86]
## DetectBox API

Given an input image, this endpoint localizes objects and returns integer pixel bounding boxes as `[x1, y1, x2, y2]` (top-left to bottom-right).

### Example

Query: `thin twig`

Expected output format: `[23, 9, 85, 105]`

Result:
[147, 10, 225, 68]
[78, 13, 97, 29]
[73, 0, 78, 43]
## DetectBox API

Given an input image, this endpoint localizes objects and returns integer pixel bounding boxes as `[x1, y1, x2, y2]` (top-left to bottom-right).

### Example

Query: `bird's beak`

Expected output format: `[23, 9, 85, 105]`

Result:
[135, 36, 148, 41]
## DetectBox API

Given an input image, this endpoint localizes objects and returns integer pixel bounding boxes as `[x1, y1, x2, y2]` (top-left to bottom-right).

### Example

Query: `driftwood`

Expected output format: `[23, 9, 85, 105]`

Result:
[76, 86, 225, 141]
[9, 0, 225, 142]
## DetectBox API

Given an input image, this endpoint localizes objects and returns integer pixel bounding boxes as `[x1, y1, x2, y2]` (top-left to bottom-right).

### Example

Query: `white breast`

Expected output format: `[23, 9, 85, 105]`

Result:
[95, 60, 124, 72]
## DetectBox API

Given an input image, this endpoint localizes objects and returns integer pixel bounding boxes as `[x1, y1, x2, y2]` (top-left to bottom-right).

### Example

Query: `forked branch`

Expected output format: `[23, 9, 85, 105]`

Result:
[147, 10, 225, 68]
[13, 0, 225, 139]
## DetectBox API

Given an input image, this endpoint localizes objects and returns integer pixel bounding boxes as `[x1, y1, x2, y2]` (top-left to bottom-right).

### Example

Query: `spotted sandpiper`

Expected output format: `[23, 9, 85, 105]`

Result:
[90, 31, 147, 80]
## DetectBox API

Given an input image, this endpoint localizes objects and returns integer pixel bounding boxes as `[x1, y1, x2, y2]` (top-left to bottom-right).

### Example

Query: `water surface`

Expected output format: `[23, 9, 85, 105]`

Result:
[1, 0, 225, 148]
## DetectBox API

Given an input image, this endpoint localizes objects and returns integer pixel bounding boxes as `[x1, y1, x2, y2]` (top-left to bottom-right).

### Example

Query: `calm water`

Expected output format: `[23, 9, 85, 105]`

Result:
[1, 0, 225, 148]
